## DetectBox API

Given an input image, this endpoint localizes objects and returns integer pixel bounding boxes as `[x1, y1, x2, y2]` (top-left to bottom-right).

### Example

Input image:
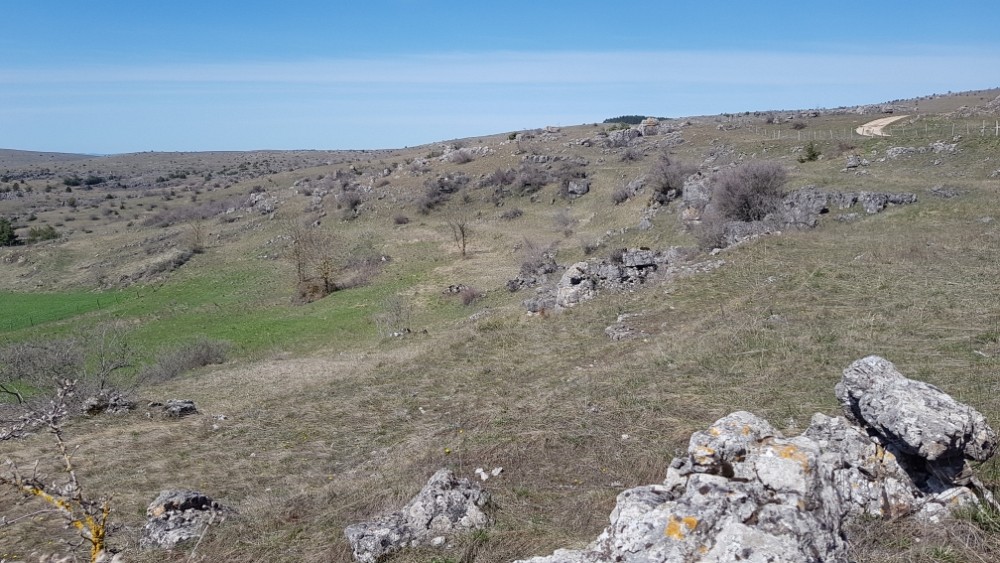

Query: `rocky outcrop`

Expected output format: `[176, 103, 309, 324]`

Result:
[566, 179, 591, 198]
[844, 154, 869, 169]
[345, 468, 490, 563]
[707, 188, 918, 247]
[887, 141, 958, 159]
[140, 489, 226, 549]
[555, 249, 669, 309]
[517, 357, 995, 563]
[81, 389, 135, 415]
[605, 128, 641, 148]
[776, 188, 918, 229]
[677, 173, 712, 223]
[507, 249, 560, 292]
[836, 356, 996, 484]
[161, 399, 198, 417]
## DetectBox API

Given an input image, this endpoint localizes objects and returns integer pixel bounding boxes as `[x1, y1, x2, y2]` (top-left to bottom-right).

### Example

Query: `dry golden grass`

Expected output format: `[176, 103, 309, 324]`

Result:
[2, 90, 1000, 561]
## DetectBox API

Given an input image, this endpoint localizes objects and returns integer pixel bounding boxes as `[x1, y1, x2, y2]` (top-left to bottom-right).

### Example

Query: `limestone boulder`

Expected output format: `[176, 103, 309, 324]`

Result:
[836, 355, 996, 464]
[345, 469, 489, 563]
[140, 489, 225, 549]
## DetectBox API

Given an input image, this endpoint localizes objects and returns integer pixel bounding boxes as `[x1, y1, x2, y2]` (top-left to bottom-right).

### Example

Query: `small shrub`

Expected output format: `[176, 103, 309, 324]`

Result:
[499, 208, 523, 221]
[480, 168, 517, 188]
[649, 153, 696, 205]
[419, 173, 470, 214]
[26, 225, 59, 243]
[621, 146, 644, 162]
[447, 149, 474, 164]
[712, 160, 787, 222]
[798, 142, 821, 163]
[553, 208, 576, 230]
[138, 338, 230, 384]
[459, 286, 483, 306]
[790, 121, 807, 130]
[692, 206, 728, 250]
[393, 214, 410, 225]
[512, 163, 549, 196]
[611, 186, 631, 205]
[62, 176, 82, 187]
[837, 141, 857, 153]
[519, 239, 557, 276]
[0, 217, 20, 246]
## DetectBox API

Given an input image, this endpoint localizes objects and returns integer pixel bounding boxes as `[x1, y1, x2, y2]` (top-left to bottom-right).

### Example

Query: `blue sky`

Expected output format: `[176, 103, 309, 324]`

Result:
[2, 1, 998, 154]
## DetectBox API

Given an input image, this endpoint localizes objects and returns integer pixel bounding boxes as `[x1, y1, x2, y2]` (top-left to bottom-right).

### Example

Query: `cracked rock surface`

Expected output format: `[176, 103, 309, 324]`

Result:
[516, 357, 994, 563]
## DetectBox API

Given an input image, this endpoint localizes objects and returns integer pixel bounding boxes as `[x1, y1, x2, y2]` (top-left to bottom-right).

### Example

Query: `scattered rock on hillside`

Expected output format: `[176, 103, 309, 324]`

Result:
[522, 288, 557, 314]
[148, 399, 199, 417]
[887, 141, 958, 160]
[929, 185, 961, 198]
[605, 128, 641, 148]
[140, 489, 226, 549]
[701, 187, 918, 247]
[566, 179, 591, 198]
[605, 313, 646, 341]
[677, 172, 712, 223]
[844, 154, 869, 169]
[246, 191, 277, 215]
[344, 468, 489, 563]
[81, 389, 135, 416]
[555, 250, 664, 309]
[516, 356, 995, 563]
[507, 249, 560, 292]
[556, 262, 598, 309]
[836, 355, 996, 465]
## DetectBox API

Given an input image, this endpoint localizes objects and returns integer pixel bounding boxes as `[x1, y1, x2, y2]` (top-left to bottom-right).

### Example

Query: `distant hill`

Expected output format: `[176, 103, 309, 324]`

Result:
[0, 148, 96, 168]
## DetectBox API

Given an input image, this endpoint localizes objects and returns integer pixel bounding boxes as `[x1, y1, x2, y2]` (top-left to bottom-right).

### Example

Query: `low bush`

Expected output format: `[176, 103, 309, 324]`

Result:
[448, 149, 474, 164]
[419, 173, 470, 214]
[138, 338, 230, 384]
[711, 160, 787, 222]
[141, 195, 243, 228]
[26, 225, 59, 243]
[798, 142, 821, 163]
[649, 153, 696, 205]
[393, 214, 410, 225]
[611, 186, 631, 205]
[0, 217, 20, 246]
[512, 164, 549, 196]
[621, 146, 644, 162]
[459, 286, 483, 306]
[480, 168, 517, 189]
[499, 208, 523, 221]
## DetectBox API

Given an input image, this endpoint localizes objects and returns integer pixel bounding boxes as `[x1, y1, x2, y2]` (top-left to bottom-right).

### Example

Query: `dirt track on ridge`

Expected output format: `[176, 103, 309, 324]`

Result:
[856, 115, 909, 137]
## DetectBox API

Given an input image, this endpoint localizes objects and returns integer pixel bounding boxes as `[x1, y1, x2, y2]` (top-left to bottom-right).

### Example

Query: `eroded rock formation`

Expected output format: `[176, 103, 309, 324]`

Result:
[517, 356, 995, 563]
[345, 468, 490, 563]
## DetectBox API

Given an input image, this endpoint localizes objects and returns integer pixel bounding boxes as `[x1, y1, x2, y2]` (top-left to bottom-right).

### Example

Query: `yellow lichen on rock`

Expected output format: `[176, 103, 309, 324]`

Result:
[776, 444, 811, 473]
[665, 515, 698, 540]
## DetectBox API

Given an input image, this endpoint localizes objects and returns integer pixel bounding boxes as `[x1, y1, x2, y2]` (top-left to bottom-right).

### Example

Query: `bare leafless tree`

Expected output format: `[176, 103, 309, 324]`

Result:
[447, 216, 472, 258]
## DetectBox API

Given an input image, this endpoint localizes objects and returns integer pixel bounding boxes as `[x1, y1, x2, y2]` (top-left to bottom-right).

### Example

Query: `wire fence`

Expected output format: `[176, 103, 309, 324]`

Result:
[738, 118, 1000, 143]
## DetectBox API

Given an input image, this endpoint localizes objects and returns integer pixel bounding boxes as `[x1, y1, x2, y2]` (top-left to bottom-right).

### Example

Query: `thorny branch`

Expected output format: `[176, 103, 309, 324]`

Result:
[0, 379, 115, 562]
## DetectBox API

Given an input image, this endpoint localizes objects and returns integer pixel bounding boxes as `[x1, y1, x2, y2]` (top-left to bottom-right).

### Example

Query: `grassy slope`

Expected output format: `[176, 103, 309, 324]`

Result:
[1, 91, 999, 562]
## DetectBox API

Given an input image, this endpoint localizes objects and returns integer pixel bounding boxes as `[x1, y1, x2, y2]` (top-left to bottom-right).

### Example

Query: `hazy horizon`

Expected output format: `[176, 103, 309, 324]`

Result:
[3, 1, 999, 154]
